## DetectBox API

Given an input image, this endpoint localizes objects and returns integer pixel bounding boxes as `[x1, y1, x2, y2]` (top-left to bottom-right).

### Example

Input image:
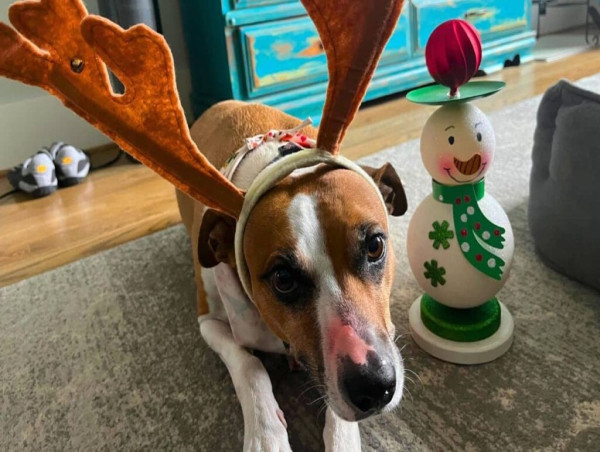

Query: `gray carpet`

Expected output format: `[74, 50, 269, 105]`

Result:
[2, 76, 600, 451]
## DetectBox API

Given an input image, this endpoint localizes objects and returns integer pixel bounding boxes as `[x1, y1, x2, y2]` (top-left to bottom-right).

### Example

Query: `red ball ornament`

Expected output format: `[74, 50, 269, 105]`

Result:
[425, 20, 482, 98]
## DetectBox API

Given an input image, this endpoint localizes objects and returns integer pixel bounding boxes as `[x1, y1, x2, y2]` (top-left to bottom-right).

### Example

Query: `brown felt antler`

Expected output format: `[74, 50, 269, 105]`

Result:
[0, 0, 244, 218]
[300, 0, 406, 154]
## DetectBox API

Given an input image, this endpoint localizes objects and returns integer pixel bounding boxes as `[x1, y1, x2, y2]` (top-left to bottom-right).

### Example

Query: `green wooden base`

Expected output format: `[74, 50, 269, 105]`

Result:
[420, 294, 501, 342]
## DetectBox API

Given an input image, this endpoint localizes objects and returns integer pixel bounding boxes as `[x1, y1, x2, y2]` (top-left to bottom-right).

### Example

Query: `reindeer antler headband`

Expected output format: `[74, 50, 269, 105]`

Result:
[0, 0, 405, 295]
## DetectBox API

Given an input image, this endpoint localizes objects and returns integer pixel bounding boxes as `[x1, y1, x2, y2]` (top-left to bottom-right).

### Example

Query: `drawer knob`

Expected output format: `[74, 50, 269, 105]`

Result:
[464, 9, 490, 20]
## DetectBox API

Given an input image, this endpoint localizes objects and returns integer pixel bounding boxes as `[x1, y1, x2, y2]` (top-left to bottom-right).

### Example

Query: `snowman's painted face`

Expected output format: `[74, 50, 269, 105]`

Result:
[420, 103, 495, 186]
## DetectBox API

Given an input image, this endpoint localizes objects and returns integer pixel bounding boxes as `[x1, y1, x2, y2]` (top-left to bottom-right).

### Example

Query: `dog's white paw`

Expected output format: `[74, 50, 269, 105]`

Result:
[243, 408, 292, 452]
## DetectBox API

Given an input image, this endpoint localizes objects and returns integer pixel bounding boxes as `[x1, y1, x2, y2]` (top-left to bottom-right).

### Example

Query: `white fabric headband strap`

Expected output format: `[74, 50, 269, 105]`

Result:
[234, 148, 388, 300]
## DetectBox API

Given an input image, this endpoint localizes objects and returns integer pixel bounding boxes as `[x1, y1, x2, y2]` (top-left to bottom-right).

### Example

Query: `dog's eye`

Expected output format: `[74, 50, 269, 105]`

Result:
[476, 132, 482, 142]
[448, 136, 455, 145]
[366, 235, 386, 262]
[272, 267, 298, 294]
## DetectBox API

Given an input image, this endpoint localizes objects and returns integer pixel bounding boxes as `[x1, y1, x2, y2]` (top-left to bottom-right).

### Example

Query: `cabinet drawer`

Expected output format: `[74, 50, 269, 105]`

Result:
[239, 11, 411, 98]
[412, 0, 528, 53]
[231, 0, 295, 10]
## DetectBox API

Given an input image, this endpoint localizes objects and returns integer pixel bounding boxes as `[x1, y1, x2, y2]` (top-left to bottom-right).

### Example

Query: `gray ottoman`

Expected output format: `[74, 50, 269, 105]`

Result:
[529, 79, 600, 291]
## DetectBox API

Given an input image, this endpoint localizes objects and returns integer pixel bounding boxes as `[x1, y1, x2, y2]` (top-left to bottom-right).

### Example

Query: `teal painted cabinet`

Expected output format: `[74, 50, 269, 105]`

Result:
[179, 0, 535, 122]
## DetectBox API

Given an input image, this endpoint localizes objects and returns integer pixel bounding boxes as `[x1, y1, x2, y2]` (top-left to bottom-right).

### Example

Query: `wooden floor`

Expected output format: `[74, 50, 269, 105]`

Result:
[2, 49, 600, 287]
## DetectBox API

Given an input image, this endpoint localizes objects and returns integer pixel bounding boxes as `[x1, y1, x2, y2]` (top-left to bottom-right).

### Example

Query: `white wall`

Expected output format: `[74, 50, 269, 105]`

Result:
[0, 0, 193, 169]
[532, 3, 591, 36]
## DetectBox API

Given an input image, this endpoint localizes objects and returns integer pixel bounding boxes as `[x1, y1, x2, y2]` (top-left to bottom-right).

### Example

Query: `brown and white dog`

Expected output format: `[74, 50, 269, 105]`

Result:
[177, 101, 407, 450]
[0, 0, 409, 450]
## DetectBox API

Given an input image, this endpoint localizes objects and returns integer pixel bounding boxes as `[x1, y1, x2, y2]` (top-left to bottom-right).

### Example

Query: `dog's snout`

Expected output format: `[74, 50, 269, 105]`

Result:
[326, 320, 402, 420]
[341, 353, 396, 414]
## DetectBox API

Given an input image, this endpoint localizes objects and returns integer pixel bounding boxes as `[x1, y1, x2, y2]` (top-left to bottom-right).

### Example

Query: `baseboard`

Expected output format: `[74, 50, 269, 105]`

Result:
[86, 142, 121, 157]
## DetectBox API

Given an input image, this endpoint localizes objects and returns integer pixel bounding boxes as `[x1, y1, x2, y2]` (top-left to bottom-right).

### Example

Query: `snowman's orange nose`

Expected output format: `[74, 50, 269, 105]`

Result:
[454, 154, 481, 176]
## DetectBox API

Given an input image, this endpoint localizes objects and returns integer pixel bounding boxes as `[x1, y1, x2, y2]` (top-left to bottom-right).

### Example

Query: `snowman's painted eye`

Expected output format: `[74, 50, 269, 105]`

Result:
[448, 136, 455, 145]
[477, 132, 482, 142]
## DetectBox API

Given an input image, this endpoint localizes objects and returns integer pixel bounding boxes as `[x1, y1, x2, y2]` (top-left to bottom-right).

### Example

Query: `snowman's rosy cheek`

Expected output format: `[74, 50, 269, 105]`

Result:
[437, 154, 455, 173]
[481, 151, 492, 166]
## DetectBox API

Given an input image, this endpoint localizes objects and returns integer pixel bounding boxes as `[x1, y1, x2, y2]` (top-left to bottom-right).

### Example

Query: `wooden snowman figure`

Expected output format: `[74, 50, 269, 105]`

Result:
[406, 20, 514, 364]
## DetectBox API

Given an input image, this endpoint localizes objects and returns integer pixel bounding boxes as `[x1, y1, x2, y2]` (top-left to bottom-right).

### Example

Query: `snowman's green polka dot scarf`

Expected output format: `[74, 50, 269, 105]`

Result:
[432, 179, 506, 280]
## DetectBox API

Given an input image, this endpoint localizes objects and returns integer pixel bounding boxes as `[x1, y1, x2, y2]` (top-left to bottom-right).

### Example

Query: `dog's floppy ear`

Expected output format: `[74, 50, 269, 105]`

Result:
[198, 209, 237, 268]
[361, 163, 408, 216]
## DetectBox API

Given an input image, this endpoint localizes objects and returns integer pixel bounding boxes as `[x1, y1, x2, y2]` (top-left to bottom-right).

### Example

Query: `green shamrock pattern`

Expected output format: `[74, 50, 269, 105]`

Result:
[424, 260, 446, 287]
[428, 220, 454, 250]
